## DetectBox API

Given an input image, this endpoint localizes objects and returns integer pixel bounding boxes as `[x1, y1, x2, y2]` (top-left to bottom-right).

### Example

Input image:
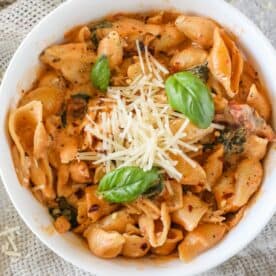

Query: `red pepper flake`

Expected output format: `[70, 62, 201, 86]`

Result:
[140, 243, 148, 251]
[89, 204, 100, 212]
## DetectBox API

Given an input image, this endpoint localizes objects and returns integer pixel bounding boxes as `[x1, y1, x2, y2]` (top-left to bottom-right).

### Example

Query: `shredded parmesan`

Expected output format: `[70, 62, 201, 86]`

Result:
[77, 40, 216, 180]
[0, 226, 21, 258]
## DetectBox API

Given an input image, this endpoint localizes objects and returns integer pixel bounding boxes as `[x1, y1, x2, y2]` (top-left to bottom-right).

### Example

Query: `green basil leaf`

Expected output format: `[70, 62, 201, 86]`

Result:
[98, 167, 161, 203]
[165, 71, 215, 129]
[91, 55, 110, 92]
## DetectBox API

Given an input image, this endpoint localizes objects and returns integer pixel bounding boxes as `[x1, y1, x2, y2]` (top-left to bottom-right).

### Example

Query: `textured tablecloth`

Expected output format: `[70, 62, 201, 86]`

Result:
[0, 0, 275, 275]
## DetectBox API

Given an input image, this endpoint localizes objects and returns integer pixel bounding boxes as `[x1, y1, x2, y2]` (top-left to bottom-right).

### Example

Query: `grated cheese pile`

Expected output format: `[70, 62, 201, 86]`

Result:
[0, 226, 21, 257]
[77, 41, 221, 180]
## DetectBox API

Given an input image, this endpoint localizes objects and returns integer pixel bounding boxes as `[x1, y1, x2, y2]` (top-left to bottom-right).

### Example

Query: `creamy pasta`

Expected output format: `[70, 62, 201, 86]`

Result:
[8, 11, 275, 261]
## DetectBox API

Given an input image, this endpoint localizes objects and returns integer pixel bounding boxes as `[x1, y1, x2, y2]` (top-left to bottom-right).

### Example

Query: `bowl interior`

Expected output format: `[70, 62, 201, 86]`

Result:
[0, 0, 276, 275]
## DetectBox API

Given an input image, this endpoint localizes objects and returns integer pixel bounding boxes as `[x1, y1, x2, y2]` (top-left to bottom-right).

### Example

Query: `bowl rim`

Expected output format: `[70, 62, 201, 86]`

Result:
[0, 0, 276, 275]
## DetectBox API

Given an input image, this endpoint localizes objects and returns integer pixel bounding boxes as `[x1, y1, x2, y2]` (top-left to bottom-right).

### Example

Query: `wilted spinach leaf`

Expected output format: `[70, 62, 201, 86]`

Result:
[187, 63, 209, 83]
[49, 197, 78, 228]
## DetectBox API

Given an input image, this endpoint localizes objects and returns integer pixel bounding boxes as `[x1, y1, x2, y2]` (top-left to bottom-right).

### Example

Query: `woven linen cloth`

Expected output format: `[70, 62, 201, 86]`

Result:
[0, 0, 276, 275]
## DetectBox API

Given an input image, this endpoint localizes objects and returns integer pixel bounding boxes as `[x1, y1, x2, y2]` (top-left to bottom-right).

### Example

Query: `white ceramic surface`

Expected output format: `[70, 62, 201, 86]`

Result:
[0, 0, 276, 275]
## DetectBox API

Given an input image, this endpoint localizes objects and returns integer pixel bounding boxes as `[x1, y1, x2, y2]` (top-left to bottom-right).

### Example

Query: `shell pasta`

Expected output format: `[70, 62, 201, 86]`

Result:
[8, 11, 275, 262]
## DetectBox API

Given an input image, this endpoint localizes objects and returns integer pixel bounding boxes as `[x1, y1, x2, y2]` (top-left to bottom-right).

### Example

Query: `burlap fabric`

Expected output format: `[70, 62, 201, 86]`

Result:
[0, 0, 275, 275]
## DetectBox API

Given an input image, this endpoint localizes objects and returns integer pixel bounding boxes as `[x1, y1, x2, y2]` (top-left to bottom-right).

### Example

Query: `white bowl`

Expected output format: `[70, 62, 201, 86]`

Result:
[0, 0, 276, 275]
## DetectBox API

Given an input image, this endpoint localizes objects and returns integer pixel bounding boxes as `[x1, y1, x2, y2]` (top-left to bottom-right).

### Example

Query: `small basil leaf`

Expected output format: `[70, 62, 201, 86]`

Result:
[91, 55, 110, 92]
[98, 167, 160, 203]
[165, 71, 214, 129]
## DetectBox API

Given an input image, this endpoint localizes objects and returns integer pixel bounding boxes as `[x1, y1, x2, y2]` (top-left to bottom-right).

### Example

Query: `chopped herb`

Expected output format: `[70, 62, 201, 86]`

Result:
[49, 197, 78, 228]
[89, 20, 113, 48]
[203, 142, 216, 151]
[68, 95, 89, 119]
[203, 127, 246, 155]
[71, 93, 91, 102]
[61, 110, 67, 128]
[89, 20, 113, 31]
[187, 63, 209, 83]
[217, 127, 246, 155]
[91, 32, 99, 48]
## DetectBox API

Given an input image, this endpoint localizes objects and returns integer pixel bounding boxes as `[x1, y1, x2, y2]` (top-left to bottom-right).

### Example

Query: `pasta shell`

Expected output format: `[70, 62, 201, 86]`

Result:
[171, 153, 207, 186]
[151, 228, 183, 256]
[98, 31, 123, 69]
[98, 209, 135, 233]
[208, 28, 232, 97]
[85, 186, 118, 223]
[33, 122, 49, 160]
[11, 145, 30, 187]
[112, 18, 162, 37]
[131, 198, 161, 220]
[56, 130, 78, 164]
[172, 193, 208, 231]
[69, 161, 91, 183]
[151, 24, 186, 53]
[20, 86, 64, 118]
[208, 75, 229, 112]
[243, 135, 268, 160]
[122, 234, 150, 258]
[40, 43, 96, 84]
[220, 30, 244, 96]
[208, 28, 244, 98]
[203, 145, 224, 187]
[233, 159, 263, 207]
[178, 223, 226, 261]
[170, 47, 208, 71]
[170, 119, 214, 144]
[38, 70, 66, 91]
[38, 158, 55, 199]
[213, 171, 236, 212]
[57, 164, 72, 197]
[225, 206, 246, 230]
[30, 157, 55, 199]
[247, 84, 271, 121]
[84, 227, 125, 259]
[138, 203, 171, 248]
[175, 15, 217, 48]
[64, 26, 91, 43]
[9, 101, 43, 159]
[162, 180, 183, 212]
